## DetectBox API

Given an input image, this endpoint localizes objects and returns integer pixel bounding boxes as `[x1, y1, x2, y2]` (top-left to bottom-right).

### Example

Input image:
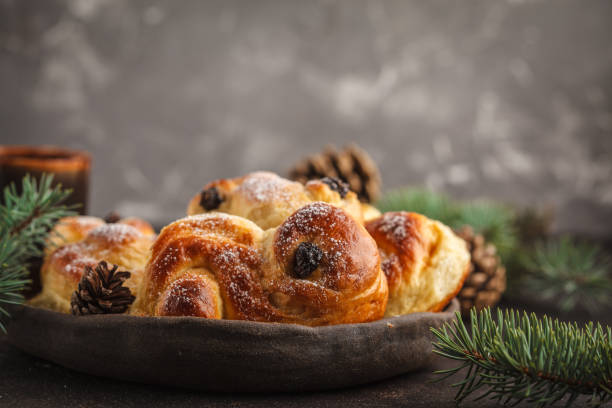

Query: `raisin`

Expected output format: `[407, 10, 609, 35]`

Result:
[293, 242, 323, 279]
[321, 177, 350, 198]
[103, 211, 121, 224]
[200, 187, 223, 210]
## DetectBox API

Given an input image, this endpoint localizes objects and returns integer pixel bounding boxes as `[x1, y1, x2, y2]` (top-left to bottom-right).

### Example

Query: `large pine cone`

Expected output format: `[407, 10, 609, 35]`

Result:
[288, 144, 381, 203]
[71, 261, 135, 315]
[456, 226, 507, 315]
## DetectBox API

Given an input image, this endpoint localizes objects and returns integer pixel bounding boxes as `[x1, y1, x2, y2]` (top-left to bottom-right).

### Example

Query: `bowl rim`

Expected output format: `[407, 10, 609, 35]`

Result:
[11, 298, 459, 332]
[6, 299, 460, 392]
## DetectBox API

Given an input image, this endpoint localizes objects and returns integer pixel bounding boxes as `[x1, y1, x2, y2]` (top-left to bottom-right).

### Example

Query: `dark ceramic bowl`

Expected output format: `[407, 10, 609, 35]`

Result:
[6, 299, 459, 392]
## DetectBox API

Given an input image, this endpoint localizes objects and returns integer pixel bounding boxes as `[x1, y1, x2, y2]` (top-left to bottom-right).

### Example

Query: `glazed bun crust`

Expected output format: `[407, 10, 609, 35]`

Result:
[366, 212, 470, 316]
[267, 202, 386, 324]
[31, 216, 155, 313]
[187, 172, 369, 229]
[134, 202, 388, 326]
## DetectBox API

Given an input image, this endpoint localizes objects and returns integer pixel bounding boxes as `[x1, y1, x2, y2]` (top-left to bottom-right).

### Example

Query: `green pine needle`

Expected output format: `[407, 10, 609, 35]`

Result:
[520, 237, 612, 314]
[0, 174, 75, 332]
[432, 308, 612, 407]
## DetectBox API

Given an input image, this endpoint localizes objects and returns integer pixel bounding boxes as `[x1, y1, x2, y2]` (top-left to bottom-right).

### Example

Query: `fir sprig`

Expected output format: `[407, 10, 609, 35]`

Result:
[0, 174, 75, 332]
[432, 308, 612, 407]
[520, 237, 612, 314]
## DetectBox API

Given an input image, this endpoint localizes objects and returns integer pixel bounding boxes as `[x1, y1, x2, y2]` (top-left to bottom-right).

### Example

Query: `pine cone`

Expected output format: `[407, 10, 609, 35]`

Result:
[513, 206, 554, 246]
[456, 225, 507, 315]
[288, 144, 381, 203]
[71, 261, 135, 315]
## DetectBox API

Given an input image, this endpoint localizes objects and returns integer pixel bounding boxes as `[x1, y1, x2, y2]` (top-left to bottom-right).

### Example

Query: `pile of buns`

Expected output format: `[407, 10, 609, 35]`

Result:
[31, 172, 470, 326]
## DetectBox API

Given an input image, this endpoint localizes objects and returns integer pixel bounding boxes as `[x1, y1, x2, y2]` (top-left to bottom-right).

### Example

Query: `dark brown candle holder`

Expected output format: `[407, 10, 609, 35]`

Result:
[0, 145, 91, 214]
[0, 145, 91, 297]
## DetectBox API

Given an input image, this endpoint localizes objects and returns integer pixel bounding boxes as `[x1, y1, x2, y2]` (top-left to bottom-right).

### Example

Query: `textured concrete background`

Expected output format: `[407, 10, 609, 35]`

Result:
[1, 0, 611, 235]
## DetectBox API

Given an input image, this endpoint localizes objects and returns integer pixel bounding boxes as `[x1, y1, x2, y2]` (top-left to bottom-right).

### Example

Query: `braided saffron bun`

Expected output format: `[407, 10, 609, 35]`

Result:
[365, 212, 470, 316]
[132, 202, 388, 326]
[30, 216, 155, 313]
[187, 171, 378, 229]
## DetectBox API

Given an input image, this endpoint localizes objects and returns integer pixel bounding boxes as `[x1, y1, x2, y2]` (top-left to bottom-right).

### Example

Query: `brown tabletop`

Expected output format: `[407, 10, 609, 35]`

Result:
[0, 337, 515, 408]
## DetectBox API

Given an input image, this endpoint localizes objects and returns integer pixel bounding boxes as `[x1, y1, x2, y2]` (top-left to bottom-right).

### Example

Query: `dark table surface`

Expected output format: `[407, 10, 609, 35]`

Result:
[1, 299, 608, 408]
[0, 336, 529, 408]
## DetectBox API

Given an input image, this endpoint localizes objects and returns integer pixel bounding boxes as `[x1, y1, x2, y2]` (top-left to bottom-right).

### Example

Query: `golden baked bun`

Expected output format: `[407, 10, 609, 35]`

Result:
[44, 216, 155, 255]
[361, 203, 382, 222]
[31, 216, 155, 313]
[133, 202, 388, 326]
[44, 216, 105, 255]
[365, 212, 470, 316]
[186, 172, 372, 229]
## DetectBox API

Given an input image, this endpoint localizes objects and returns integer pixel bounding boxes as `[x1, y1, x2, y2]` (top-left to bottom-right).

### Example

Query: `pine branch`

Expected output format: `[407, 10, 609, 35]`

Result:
[0, 174, 75, 332]
[432, 308, 612, 407]
[519, 236, 612, 314]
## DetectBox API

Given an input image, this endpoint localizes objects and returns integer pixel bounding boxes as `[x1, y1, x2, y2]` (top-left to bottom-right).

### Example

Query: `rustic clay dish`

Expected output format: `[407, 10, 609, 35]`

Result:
[6, 299, 459, 392]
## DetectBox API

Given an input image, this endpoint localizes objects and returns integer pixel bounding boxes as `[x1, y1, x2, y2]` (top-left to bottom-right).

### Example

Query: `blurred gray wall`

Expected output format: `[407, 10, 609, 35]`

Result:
[1, 0, 611, 234]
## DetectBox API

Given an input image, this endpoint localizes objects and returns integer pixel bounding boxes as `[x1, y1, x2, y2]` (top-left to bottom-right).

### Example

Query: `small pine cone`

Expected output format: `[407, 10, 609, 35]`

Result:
[71, 261, 135, 316]
[513, 206, 554, 246]
[288, 144, 382, 203]
[456, 225, 507, 315]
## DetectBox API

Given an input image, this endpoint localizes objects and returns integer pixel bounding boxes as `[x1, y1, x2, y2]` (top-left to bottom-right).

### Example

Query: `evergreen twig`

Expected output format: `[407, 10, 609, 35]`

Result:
[520, 236, 612, 314]
[0, 174, 75, 332]
[432, 308, 612, 407]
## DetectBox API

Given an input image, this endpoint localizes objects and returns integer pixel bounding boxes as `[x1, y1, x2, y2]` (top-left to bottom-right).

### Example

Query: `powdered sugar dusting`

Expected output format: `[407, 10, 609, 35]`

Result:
[88, 223, 141, 244]
[236, 172, 299, 203]
[68, 216, 103, 228]
[274, 202, 353, 264]
[51, 243, 98, 279]
[276, 202, 332, 254]
[279, 201, 334, 232]
[185, 212, 233, 221]
[185, 213, 239, 237]
[377, 213, 409, 241]
[156, 244, 181, 271]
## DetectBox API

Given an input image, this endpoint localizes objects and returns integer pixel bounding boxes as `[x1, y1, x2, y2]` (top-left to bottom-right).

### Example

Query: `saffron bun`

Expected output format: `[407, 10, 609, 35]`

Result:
[30, 216, 155, 313]
[132, 202, 388, 326]
[187, 172, 468, 317]
[43, 216, 105, 255]
[44, 216, 155, 255]
[186, 171, 376, 229]
[365, 212, 470, 316]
